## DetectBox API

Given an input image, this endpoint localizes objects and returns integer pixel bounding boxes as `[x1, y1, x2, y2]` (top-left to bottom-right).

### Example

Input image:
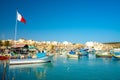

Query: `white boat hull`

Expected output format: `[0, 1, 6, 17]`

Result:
[10, 55, 53, 65]
[67, 53, 80, 58]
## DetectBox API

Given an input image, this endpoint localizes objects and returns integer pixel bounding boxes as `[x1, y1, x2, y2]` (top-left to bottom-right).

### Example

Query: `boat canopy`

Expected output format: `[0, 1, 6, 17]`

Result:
[36, 52, 46, 58]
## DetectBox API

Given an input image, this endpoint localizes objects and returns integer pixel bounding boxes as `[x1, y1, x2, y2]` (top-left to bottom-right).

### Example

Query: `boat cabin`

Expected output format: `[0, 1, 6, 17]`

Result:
[11, 44, 29, 54]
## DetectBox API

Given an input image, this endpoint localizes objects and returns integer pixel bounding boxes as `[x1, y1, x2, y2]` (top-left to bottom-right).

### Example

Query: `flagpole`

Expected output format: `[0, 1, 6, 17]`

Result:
[14, 9, 18, 47]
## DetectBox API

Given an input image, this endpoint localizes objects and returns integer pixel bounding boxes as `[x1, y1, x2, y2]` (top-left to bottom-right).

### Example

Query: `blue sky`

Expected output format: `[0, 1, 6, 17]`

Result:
[0, 0, 120, 43]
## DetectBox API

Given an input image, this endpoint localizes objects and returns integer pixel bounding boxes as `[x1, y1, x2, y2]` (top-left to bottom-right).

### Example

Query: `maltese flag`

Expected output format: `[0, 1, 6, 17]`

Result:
[17, 11, 26, 24]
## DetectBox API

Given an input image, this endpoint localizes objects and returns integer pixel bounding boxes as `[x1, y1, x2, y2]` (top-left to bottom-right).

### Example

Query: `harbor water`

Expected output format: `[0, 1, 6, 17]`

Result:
[1, 54, 120, 80]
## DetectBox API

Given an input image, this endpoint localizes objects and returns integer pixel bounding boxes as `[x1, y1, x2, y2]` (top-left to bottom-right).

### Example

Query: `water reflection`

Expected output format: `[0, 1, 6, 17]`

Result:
[9, 63, 53, 80]
[0, 61, 53, 80]
[0, 60, 9, 80]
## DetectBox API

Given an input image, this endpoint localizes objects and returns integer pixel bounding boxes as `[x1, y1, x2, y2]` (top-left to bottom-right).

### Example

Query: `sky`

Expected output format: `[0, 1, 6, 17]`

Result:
[0, 0, 120, 43]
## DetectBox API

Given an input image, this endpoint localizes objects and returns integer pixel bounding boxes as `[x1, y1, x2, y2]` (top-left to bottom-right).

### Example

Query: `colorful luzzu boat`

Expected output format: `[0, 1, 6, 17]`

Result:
[67, 50, 80, 58]
[95, 50, 112, 58]
[9, 52, 54, 65]
[111, 52, 120, 59]
[96, 53, 112, 58]
[110, 48, 120, 59]
[0, 54, 10, 60]
[79, 49, 89, 56]
[10, 55, 53, 65]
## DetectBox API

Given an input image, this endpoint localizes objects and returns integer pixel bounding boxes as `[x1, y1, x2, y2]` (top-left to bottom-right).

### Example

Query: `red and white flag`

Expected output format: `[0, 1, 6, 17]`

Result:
[17, 11, 26, 24]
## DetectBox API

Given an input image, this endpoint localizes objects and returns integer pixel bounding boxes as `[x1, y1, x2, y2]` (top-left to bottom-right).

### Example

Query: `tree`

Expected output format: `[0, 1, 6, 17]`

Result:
[4, 40, 11, 48]
[48, 44, 56, 53]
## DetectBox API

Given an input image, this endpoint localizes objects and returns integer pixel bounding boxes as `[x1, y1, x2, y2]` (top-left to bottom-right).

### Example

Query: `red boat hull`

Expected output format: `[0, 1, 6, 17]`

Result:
[0, 56, 10, 60]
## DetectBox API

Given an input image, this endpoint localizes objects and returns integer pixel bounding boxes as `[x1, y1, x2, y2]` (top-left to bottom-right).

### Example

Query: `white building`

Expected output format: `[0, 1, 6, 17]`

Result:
[62, 41, 72, 45]
[85, 41, 104, 50]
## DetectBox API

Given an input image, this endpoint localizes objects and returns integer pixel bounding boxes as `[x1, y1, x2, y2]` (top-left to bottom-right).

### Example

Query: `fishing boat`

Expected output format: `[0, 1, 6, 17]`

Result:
[67, 53, 80, 58]
[10, 55, 53, 65]
[111, 51, 120, 59]
[112, 54, 120, 59]
[110, 48, 120, 59]
[79, 49, 89, 56]
[79, 52, 88, 56]
[96, 53, 112, 58]
[67, 50, 80, 58]
[0, 54, 10, 60]
[95, 51, 112, 58]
